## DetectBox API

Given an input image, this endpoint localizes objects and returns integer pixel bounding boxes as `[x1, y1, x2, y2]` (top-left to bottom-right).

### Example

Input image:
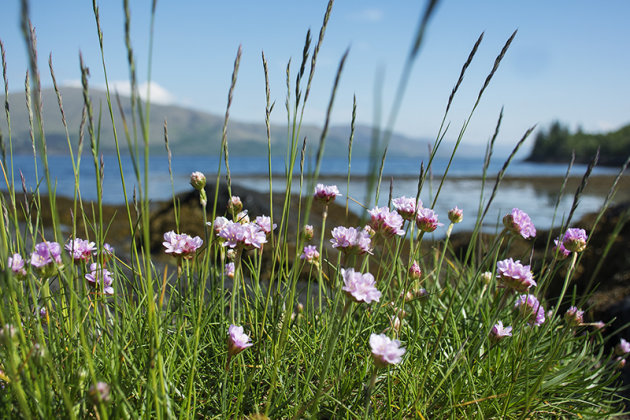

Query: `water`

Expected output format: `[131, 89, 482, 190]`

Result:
[3, 154, 622, 234]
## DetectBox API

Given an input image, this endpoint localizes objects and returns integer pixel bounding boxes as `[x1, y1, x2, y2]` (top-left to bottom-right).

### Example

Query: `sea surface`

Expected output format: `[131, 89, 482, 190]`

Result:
[2, 154, 623, 235]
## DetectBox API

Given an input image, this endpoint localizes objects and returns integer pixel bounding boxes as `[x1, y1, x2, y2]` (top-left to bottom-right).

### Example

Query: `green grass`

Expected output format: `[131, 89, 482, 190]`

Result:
[0, 0, 627, 418]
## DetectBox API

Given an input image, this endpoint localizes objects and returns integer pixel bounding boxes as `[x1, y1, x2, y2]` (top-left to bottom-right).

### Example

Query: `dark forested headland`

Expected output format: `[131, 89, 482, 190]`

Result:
[526, 121, 630, 166]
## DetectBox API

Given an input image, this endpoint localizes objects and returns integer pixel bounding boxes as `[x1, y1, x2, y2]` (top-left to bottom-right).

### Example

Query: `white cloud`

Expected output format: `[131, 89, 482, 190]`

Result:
[351, 8, 384, 22]
[60, 80, 177, 105]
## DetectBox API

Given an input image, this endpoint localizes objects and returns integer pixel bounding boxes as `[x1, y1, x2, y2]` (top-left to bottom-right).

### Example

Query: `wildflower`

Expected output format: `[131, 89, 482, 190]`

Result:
[228, 324, 253, 357]
[415, 208, 442, 233]
[389, 316, 402, 334]
[481, 271, 493, 284]
[592, 321, 606, 330]
[409, 261, 422, 281]
[224, 262, 235, 278]
[392, 196, 421, 221]
[367, 207, 405, 237]
[65, 238, 97, 262]
[330, 226, 372, 255]
[88, 382, 111, 405]
[303, 224, 314, 241]
[226, 249, 237, 261]
[255, 215, 277, 235]
[341, 268, 381, 304]
[235, 210, 250, 224]
[496, 258, 536, 292]
[190, 171, 206, 191]
[228, 196, 243, 214]
[85, 263, 114, 295]
[503, 208, 536, 239]
[562, 228, 587, 253]
[615, 338, 630, 356]
[369, 333, 405, 368]
[300, 245, 320, 264]
[313, 184, 340, 204]
[101, 243, 115, 262]
[414, 288, 429, 299]
[8, 253, 26, 277]
[210, 216, 230, 235]
[564, 306, 584, 328]
[162, 231, 203, 259]
[615, 357, 626, 369]
[30, 241, 62, 277]
[448, 207, 463, 224]
[489, 321, 513, 343]
[552, 238, 571, 259]
[514, 294, 545, 326]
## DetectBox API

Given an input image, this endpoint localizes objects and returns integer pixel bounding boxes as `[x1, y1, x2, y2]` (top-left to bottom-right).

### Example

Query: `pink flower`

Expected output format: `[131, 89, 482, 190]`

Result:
[300, 245, 320, 264]
[564, 306, 584, 328]
[330, 226, 372, 255]
[224, 262, 235, 278]
[368, 207, 405, 237]
[448, 207, 463, 224]
[210, 216, 230, 235]
[228, 196, 243, 214]
[341, 268, 381, 304]
[503, 208, 536, 239]
[409, 261, 422, 281]
[314, 184, 340, 203]
[615, 338, 630, 356]
[553, 238, 571, 259]
[255, 215, 277, 235]
[415, 208, 442, 233]
[65, 238, 97, 262]
[562, 228, 587, 253]
[162, 231, 203, 259]
[8, 254, 26, 277]
[514, 294, 545, 326]
[496, 258, 536, 292]
[392, 196, 421, 221]
[218, 221, 267, 250]
[85, 263, 114, 295]
[228, 324, 253, 357]
[303, 224, 314, 241]
[369, 333, 405, 368]
[489, 321, 512, 343]
[29, 242, 62, 277]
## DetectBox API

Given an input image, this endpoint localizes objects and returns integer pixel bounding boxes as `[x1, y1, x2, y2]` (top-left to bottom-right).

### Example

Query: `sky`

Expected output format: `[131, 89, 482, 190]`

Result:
[1, 0, 629, 151]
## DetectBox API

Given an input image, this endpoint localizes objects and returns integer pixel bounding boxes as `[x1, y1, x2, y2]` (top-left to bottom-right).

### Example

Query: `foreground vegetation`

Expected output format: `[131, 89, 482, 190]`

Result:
[0, 0, 629, 418]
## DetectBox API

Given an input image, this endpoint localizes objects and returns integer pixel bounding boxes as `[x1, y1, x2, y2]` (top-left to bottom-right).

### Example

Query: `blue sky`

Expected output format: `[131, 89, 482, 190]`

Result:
[1, 1, 629, 149]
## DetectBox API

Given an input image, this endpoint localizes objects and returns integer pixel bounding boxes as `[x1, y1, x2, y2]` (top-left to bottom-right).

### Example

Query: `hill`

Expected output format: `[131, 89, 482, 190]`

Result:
[0, 86, 453, 159]
[526, 121, 630, 166]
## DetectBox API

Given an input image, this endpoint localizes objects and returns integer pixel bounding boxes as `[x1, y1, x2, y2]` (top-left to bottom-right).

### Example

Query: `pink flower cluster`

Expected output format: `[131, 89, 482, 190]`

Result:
[415, 208, 442, 233]
[341, 268, 381, 304]
[369, 333, 405, 368]
[330, 226, 372, 255]
[503, 208, 536, 239]
[300, 245, 320, 264]
[496, 258, 536, 293]
[392, 196, 421, 220]
[314, 184, 340, 203]
[228, 324, 253, 357]
[65, 238, 96, 262]
[562, 228, 587, 253]
[163, 231, 203, 258]
[85, 263, 114, 295]
[489, 321, 512, 343]
[514, 294, 545, 326]
[8, 254, 26, 277]
[216, 220, 268, 250]
[564, 306, 584, 328]
[367, 207, 405, 237]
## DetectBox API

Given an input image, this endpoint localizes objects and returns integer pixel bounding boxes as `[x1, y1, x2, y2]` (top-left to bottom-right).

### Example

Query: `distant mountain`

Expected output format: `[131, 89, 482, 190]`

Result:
[0, 87, 487, 159]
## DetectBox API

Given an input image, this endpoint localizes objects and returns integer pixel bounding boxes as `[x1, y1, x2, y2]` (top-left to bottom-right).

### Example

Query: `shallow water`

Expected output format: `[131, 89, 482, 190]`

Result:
[4, 154, 625, 235]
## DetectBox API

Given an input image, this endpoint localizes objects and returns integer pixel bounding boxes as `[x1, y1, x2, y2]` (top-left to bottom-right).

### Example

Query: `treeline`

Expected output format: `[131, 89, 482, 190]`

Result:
[526, 121, 630, 166]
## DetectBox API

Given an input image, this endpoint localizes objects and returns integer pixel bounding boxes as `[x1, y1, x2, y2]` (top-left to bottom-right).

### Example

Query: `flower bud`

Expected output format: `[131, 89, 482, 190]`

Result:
[88, 382, 111, 405]
[409, 261, 422, 281]
[448, 207, 463, 224]
[303, 225, 314, 241]
[228, 196, 243, 214]
[190, 171, 206, 191]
